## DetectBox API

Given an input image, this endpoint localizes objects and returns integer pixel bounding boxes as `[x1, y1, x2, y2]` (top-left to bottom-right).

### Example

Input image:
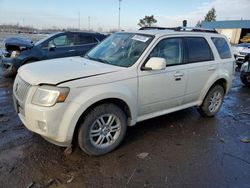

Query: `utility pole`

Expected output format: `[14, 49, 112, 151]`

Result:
[88, 16, 90, 31]
[118, 0, 122, 31]
[78, 12, 80, 30]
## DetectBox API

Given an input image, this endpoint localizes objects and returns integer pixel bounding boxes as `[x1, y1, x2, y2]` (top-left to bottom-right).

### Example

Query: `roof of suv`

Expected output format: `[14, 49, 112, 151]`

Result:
[129, 27, 222, 38]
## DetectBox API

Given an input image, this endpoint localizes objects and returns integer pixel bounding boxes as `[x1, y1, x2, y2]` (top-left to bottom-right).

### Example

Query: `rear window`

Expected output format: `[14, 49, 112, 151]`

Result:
[211, 37, 232, 59]
[186, 37, 214, 63]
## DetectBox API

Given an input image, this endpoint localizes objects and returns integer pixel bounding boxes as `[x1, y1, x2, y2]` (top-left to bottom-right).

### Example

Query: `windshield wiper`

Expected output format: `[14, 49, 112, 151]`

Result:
[85, 55, 110, 64]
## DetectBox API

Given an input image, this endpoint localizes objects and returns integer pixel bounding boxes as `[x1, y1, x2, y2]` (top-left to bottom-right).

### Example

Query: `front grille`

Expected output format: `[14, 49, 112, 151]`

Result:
[14, 76, 31, 103]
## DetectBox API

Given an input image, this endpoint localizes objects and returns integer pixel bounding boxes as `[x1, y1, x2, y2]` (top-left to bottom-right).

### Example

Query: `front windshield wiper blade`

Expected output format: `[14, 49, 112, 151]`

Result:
[85, 55, 110, 64]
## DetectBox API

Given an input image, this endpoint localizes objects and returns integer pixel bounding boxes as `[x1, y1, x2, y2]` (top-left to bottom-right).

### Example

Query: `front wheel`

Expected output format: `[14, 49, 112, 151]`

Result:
[78, 104, 127, 156]
[240, 74, 250, 87]
[198, 85, 225, 117]
[2, 64, 16, 78]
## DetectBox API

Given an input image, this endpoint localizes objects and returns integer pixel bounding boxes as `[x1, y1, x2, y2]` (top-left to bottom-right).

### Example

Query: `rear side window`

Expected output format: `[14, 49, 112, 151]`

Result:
[211, 37, 232, 59]
[76, 35, 97, 45]
[186, 37, 214, 63]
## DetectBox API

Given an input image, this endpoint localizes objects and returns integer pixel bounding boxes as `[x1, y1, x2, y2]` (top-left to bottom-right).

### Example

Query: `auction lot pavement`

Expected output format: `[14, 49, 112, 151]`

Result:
[0, 68, 249, 188]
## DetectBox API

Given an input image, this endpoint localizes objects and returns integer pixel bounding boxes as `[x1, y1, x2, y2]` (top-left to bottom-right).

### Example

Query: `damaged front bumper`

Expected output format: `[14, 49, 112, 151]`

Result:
[1, 56, 21, 71]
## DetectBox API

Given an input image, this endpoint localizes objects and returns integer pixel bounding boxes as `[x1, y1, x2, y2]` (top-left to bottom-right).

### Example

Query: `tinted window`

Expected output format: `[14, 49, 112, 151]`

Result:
[53, 35, 68, 46]
[76, 35, 97, 45]
[211, 37, 232, 59]
[186, 37, 214, 63]
[149, 38, 183, 66]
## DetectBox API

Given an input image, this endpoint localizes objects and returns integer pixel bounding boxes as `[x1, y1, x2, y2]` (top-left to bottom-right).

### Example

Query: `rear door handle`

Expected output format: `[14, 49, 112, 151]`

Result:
[69, 49, 76, 52]
[208, 66, 216, 71]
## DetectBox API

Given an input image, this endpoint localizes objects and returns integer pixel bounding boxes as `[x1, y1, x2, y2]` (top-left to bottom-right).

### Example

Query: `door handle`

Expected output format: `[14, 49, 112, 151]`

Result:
[69, 49, 76, 52]
[174, 72, 184, 77]
[208, 66, 216, 71]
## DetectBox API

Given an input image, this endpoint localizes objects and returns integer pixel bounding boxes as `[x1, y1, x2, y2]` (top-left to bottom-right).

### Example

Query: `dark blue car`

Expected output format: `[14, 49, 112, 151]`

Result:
[1, 31, 106, 77]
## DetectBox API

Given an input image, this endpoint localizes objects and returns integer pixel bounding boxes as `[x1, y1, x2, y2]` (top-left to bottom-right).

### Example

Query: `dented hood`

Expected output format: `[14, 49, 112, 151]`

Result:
[4, 37, 34, 48]
[18, 56, 124, 85]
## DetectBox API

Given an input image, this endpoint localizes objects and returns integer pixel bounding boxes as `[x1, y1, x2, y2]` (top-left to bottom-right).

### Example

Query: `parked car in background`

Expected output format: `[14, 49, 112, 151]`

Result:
[232, 43, 250, 66]
[232, 43, 250, 56]
[0, 31, 106, 77]
[235, 45, 250, 65]
[13, 27, 234, 155]
[240, 54, 250, 87]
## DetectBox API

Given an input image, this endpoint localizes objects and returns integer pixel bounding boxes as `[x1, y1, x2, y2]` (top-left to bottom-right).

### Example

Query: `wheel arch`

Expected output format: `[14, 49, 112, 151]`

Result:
[22, 57, 39, 65]
[199, 77, 228, 106]
[72, 97, 133, 145]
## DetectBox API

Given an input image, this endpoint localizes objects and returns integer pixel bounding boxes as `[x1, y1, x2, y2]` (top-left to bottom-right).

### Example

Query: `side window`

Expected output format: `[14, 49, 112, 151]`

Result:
[211, 37, 232, 59]
[48, 35, 74, 47]
[186, 37, 214, 63]
[53, 35, 68, 46]
[76, 35, 97, 45]
[149, 38, 183, 66]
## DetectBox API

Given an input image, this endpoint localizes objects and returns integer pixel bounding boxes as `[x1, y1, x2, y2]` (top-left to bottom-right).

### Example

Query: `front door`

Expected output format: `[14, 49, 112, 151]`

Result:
[138, 37, 187, 117]
[44, 34, 77, 59]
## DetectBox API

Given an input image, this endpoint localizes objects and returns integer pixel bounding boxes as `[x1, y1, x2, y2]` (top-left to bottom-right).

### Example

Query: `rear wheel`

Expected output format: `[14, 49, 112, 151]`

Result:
[78, 103, 127, 156]
[240, 74, 250, 87]
[198, 85, 225, 117]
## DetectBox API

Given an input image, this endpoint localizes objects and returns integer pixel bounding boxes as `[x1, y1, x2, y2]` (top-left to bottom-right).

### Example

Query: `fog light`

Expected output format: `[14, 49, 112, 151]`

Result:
[38, 121, 47, 132]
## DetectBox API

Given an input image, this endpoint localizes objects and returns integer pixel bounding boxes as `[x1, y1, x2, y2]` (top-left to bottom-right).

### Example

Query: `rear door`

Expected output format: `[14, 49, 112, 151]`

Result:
[182, 36, 217, 104]
[138, 37, 188, 117]
[74, 34, 99, 56]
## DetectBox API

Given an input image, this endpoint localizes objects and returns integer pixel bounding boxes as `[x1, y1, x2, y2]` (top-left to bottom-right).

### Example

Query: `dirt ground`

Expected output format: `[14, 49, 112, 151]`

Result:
[0, 65, 250, 187]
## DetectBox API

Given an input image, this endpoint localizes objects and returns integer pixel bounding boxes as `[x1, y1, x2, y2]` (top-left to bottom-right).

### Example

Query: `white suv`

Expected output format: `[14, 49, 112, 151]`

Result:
[13, 27, 235, 155]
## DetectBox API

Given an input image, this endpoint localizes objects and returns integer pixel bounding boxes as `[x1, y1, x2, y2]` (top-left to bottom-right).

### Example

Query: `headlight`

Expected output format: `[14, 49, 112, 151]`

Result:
[240, 62, 249, 72]
[32, 85, 70, 107]
[10, 50, 20, 58]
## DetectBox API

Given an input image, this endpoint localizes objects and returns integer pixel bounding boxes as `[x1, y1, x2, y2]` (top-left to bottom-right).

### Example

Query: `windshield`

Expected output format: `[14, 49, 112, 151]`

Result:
[85, 32, 153, 67]
[35, 33, 55, 46]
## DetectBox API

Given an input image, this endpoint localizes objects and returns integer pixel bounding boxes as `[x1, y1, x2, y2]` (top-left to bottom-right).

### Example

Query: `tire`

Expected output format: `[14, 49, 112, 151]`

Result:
[2, 64, 16, 78]
[198, 85, 225, 117]
[240, 74, 250, 87]
[78, 103, 127, 156]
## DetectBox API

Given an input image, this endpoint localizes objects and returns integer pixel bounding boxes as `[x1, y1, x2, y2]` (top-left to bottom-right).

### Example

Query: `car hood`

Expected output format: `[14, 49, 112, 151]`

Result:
[4, 37, 34, 48]
[18, 57, 125, 85]
[241, 47, 250, 53]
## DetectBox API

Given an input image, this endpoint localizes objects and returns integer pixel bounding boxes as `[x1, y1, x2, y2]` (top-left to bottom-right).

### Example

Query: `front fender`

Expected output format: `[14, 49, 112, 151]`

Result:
[59, 81, 137, 142]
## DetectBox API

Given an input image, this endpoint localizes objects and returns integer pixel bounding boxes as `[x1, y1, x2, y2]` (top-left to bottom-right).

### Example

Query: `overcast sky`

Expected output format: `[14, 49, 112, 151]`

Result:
[0, 0, 249, 31]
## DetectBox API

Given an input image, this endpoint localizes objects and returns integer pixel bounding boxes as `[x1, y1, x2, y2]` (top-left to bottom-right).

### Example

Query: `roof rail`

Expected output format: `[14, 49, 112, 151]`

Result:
[139, 26, 218, 33]
[139, 26, 178, 31]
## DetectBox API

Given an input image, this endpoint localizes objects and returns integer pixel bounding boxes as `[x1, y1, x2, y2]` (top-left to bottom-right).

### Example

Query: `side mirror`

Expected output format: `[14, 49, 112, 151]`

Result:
[48, 44, 56, 51]
[143, 57, 166, 70]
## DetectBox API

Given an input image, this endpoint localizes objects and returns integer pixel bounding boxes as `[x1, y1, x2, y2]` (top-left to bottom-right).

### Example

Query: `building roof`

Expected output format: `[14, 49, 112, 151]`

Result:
[201, 20, 250, 29]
